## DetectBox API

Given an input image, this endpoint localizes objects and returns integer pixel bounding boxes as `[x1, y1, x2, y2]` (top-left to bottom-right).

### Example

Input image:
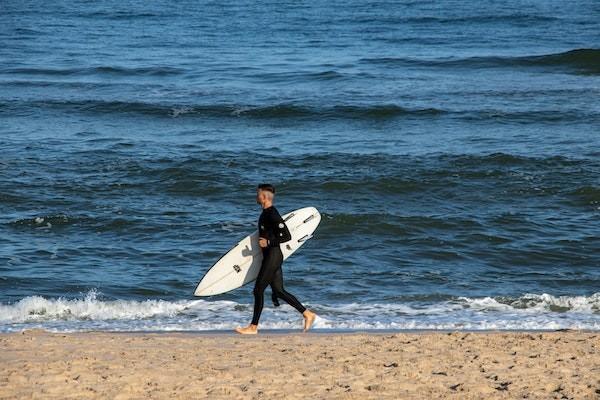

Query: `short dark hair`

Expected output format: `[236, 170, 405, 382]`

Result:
[257, 183, 275, 194]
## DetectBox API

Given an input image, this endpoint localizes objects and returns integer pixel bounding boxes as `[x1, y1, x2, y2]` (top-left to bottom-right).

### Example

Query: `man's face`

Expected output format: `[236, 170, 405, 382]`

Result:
[256, 189, 263, 204]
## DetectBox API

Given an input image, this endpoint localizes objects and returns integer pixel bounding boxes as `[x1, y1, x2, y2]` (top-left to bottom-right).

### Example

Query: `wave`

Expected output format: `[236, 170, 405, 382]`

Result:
[0, 99, 446, 120]
[3, 151, 596, 195]
[1, 291, 598, 332]
[321, 212, 474, 236]
[66, 152, 600, 184]
[3, 97, 597, 123]
[0, 66, 185, 77]
[362, 48, 600, 75]
[351, 14, 559, 25]
[250, 69, 352, 82]
[5, 214, 158, 232]
[568, 186, 600, 206]
[3, 151, 596, 181]
[8, 214, 89, 229]
[5, 212, 233, 233]
[80, 11, 163, 19]
[405, 14, 560, 24]
[459, 293, 600, 313]
[436, 152, 585, 167]
[0, 291, 187, 323]
[4, 49, 596, 81]
[2, 98, 597, 123]
[458, 109, 599, 124]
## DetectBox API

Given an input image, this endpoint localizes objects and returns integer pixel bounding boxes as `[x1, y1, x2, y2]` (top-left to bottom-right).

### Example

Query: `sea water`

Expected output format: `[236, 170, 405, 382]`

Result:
[0, 0, 599, 332]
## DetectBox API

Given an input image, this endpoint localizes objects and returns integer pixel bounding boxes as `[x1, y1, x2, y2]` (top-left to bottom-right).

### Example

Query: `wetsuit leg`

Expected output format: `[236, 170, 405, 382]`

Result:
[251, 248, 282, 325]
[271, 285, 280, 307]
[270, 264, 306, 314]
[270, 261, 282, 307]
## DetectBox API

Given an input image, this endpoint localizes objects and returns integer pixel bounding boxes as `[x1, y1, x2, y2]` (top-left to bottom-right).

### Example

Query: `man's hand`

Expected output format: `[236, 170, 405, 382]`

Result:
[259, 237, 268, 248]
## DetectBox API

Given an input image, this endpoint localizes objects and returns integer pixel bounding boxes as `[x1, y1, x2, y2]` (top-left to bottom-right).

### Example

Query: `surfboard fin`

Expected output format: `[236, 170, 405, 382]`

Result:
[297, 234, 313, 243]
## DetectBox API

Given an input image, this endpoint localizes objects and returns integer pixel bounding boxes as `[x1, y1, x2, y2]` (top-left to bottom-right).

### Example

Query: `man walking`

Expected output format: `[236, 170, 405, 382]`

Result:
[235, 184, 316, 334]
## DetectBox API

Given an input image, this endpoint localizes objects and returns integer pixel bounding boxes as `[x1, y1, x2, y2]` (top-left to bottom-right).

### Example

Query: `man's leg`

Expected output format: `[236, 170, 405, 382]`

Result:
[270, 267, 306, 314]
[251, 271, 270, 326]
[236, 249, 279, 334]
[270, 258, 317, 332]
[270, 263, 283, 307]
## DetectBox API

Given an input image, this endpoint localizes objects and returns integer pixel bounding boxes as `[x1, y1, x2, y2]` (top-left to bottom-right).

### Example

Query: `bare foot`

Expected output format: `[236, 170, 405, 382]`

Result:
[303, 310, 316, 332]
[235, 324, 258, 335]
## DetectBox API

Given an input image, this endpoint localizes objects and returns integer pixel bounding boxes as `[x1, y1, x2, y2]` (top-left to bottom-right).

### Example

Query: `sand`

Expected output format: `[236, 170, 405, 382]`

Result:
[0, 330, 598, 399]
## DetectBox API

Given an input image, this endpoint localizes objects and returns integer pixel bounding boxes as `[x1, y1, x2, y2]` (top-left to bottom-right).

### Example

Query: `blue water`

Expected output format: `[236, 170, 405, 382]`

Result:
[1, 0, 599, 332]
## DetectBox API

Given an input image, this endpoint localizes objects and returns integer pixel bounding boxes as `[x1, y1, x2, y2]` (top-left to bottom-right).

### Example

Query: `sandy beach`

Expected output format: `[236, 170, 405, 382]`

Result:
[0, 330, 598, 399]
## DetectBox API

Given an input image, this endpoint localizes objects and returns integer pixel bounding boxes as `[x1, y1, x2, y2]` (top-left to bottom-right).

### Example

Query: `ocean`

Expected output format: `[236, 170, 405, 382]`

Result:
[1, 0, 599, 332]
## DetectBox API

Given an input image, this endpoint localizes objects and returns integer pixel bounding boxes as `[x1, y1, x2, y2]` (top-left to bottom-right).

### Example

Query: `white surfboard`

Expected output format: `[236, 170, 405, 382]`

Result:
[194, 207, 321, 296]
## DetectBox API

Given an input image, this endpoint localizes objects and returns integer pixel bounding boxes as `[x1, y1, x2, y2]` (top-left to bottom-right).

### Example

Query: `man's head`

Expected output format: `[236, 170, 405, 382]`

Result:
[256, 183, 275, 206]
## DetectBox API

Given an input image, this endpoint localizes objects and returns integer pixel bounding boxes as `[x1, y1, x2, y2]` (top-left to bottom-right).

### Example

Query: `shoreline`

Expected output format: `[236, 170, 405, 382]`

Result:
[2, 330, 598, 399]
[1, 327, 596, 336]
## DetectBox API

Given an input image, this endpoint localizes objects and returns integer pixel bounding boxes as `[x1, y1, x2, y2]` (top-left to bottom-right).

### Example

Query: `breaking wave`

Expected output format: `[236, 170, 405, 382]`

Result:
[362, 48, 600, 75]
[1, 291, 598, 332]
[0, 100, 446, 120]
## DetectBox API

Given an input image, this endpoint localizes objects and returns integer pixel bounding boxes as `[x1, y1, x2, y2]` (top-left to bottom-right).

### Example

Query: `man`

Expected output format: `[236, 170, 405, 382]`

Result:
[235, 184, 317, 334]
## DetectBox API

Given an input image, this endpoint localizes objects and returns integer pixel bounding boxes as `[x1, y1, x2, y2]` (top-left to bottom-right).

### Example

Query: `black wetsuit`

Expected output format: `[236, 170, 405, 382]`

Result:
[251, 205, 306, 325]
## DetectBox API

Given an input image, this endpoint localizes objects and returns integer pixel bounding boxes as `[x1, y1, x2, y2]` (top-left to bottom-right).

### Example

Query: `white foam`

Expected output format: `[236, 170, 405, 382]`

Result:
[458, 292, 600, 313]
[0, 290, 221, 323]
[170, 107, 193, 118]
[1, 291, 598, 332]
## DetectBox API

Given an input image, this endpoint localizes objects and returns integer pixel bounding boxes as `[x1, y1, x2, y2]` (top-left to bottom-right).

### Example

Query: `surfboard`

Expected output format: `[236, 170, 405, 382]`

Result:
[194, 207, 321, 296]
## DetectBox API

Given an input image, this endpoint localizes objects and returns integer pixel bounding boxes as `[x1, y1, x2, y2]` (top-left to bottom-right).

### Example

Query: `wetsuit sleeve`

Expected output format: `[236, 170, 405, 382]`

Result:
[267, 209, 292, 247]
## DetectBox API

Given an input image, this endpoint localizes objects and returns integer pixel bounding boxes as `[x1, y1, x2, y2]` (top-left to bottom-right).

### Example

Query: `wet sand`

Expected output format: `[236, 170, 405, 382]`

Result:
[1, 330, 598, 399]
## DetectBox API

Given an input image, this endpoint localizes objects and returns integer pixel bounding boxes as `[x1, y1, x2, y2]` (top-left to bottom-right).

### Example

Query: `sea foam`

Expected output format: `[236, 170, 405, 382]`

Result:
[1, 291, 598, 332]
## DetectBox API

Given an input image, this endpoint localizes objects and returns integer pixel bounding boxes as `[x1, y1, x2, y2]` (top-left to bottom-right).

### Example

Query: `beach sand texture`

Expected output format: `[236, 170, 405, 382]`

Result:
[1, 330, 598, 399]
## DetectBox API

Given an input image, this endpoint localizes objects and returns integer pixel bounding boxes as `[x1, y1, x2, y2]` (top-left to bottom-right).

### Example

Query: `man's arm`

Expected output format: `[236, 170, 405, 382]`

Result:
[267, 209, 292, 247]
